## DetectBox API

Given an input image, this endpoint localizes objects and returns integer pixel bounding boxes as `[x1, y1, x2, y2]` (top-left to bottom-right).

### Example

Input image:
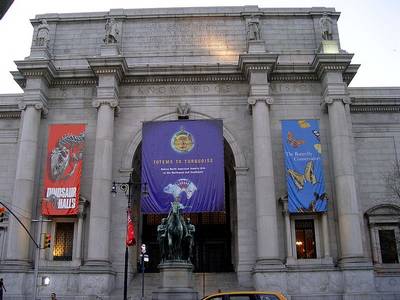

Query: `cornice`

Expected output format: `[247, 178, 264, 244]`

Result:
[87, 56, 128, 83]
[312, 53, 354, 79]
[0, 104, 21, 119]
[238, 53, 278, 79]
[14, 59, 57, 86]
[350, 98, 400, 113]
[11, 54, 359, 89]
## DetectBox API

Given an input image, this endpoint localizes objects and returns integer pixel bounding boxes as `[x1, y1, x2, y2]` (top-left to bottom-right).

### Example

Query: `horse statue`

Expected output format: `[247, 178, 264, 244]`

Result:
[166, 199, 186, 260]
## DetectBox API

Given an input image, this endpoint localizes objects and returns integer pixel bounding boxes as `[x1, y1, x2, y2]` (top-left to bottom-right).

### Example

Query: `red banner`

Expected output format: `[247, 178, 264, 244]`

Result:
[42, 124, 86, 216]
[126, 208, 136, 246]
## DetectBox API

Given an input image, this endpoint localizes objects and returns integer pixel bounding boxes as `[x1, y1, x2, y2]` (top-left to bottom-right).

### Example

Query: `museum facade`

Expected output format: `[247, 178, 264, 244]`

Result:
[0, 5, 400, 299]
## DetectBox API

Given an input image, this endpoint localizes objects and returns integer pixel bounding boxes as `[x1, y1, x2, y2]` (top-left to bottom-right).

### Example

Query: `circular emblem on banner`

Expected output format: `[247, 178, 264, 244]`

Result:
[171, 127, 194, 153]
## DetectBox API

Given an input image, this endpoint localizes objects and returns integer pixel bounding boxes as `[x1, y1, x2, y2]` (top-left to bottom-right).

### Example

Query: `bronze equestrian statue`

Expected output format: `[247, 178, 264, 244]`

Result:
[158, 198, 195, 262]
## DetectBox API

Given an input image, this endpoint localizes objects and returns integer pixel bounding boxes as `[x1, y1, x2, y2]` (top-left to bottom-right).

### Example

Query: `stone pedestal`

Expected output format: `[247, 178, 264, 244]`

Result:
[152, 261, 198, 300]
[318, 40, 339, 54]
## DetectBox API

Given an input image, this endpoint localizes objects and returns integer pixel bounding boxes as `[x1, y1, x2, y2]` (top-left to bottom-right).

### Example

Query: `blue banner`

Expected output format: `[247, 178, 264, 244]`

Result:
[281, 119, 327, 213]
[141, 120, 224, 213]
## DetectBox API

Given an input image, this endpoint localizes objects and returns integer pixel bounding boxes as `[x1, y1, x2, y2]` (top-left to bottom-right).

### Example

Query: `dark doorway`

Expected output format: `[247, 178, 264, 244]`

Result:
[134, 139, 236, 273]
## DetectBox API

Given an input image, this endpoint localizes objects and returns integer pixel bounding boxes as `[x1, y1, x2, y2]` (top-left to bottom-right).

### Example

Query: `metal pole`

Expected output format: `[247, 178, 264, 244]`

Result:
[123, 245, 128, 300]
[33, 216, 42, 300]
[141, 253, 145, 300]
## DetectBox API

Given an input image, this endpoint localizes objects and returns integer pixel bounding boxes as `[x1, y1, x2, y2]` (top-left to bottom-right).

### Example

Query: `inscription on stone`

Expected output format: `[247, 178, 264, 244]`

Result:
[123, 83, 247, 97]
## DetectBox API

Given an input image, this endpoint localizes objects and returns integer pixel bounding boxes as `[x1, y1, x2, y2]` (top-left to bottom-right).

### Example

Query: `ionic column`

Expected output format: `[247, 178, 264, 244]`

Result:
[86, 98, 118, 266]
[248, 94, 282, 268]
[5, 101, 46, 265]
[322, 71, 364, 264]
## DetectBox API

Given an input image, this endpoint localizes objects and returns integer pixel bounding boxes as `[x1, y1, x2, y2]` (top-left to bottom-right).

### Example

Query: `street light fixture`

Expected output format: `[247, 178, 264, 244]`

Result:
[111, 172, 148, 300]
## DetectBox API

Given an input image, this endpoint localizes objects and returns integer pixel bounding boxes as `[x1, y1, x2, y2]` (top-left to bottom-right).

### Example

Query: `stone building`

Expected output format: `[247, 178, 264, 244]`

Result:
[0, 5, 400, 299]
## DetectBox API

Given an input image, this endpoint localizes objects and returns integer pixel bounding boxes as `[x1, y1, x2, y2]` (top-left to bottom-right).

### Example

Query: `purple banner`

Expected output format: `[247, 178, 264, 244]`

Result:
[141, 120, 224, 213]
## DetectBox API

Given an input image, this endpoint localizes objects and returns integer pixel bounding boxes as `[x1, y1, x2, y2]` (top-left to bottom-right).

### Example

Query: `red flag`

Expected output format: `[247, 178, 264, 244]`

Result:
[126, 208, 136, 246]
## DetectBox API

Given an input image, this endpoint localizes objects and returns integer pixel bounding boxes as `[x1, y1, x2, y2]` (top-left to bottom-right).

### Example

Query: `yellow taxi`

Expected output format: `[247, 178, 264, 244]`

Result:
[201, 291, 287, 300]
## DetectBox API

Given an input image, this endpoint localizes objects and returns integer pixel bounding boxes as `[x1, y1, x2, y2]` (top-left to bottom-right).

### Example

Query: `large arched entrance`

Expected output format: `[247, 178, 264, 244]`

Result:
[131, 138, 237, 273]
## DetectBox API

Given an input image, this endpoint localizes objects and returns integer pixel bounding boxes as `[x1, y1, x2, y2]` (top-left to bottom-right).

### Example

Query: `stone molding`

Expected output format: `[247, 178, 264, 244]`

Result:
[14, 59, 57, 86]
[87, 56, 128, 84]
[238, 53, 278, 79]
[312, 53, 354, 80]
[11, 57, 359, 89]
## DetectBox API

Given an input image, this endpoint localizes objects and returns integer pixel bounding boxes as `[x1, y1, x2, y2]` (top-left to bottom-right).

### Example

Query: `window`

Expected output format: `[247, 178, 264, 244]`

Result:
[53, 222, 74, 261]
[365, 204, 400, 268]
[378, 229, 399, 264]
[295, 219, 316, 259]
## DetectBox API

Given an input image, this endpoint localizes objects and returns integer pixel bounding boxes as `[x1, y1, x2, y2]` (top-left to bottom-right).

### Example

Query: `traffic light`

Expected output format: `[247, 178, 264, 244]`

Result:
[0, 207, 5, 222]
[43, 233, 51, 249]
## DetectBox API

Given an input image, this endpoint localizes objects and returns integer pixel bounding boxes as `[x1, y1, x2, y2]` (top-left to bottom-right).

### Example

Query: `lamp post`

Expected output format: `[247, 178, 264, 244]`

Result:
[111, 173, 148, 300]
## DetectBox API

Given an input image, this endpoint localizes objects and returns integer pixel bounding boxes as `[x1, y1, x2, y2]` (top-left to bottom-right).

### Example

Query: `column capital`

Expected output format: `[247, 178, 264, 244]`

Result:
[18, 100, 49, 116]
[247, 96, 274, 106]
[92, 99, 119, 109]
[323, 96, 351, 105]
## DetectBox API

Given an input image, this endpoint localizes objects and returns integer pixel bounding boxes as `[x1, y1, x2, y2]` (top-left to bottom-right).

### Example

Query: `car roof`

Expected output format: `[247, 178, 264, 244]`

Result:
[201, 291, 286, 300]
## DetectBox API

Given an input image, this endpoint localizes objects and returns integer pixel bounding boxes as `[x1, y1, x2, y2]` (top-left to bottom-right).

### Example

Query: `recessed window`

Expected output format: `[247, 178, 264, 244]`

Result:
[295, 219, 316, 259]
[53, 222, 74, 261]
[379, 229, 399, 264]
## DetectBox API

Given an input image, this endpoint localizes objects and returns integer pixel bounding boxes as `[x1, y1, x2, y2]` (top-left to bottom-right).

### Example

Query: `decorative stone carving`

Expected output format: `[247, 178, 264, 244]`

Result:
[92, 99, 119, 109]
[103, 18, 119, 44]
[247, 96, 274, 106]
[246, 16, 261, 41]
[319, 13, 333, 40]
[18, 101, 48, 115]
[323, 96, 351, 105]
[176, 102, 191, 118]
[35, 19, 50, 47]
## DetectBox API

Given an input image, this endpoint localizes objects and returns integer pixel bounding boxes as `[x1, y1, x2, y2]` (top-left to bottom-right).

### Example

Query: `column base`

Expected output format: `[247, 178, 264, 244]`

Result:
[338, 257, 373, 270]
[1, 259, 31, 270]
[253, 258, 285, 272]
[81, 259, 112, 272]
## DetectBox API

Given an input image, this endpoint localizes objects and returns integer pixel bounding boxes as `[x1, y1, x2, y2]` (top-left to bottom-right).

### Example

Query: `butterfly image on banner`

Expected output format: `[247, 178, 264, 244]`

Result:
[287, 131, 305, 148]
[287, 160, 317, 190]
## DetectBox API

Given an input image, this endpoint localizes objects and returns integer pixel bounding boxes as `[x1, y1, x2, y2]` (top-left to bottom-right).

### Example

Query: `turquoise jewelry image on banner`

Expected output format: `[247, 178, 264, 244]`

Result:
[281, 119, 327, 213]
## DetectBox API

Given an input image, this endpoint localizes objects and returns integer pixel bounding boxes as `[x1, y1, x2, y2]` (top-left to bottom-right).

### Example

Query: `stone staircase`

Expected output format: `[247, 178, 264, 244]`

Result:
[110, 272, 239, 300]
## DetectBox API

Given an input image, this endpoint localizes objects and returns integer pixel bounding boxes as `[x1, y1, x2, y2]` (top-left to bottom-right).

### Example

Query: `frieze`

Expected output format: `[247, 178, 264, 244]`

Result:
[270, 83, 321, 95]
[120, 83, 248, 97]
[122, 74, 245, 84]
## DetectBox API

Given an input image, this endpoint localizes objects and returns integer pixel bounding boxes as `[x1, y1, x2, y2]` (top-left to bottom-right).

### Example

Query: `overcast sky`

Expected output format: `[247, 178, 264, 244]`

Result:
[0, 0, 399, 93]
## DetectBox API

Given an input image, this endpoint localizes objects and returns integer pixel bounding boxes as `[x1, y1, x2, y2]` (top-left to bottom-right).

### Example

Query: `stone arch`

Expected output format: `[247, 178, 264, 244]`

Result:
[120, 111, 248, 171]
[365, 204, 400, 217]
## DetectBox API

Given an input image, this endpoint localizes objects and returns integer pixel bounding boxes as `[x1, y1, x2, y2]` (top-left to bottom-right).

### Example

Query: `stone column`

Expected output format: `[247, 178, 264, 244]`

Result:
[247, 75, 282, 268]
[86, 97, 118, 266]
[322, 71, 364, 264]
[5, 77, 48, 266]
[321, 213, 331, 258]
